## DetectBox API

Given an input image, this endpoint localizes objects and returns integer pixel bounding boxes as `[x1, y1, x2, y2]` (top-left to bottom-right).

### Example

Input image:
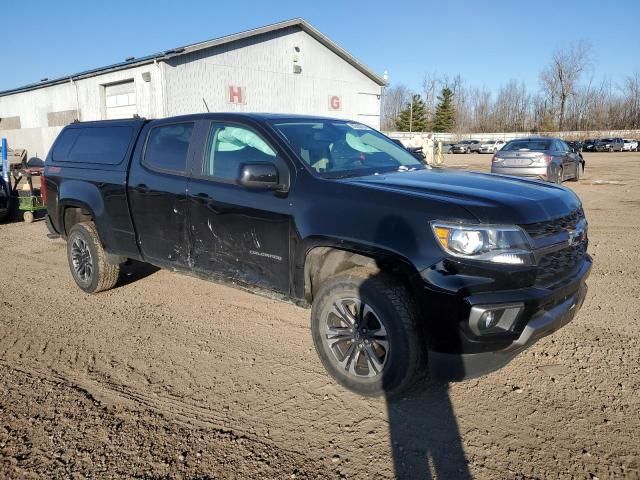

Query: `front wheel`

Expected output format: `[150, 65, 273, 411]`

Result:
[311, 268, 426, 398]
[67, 222, 120, 293]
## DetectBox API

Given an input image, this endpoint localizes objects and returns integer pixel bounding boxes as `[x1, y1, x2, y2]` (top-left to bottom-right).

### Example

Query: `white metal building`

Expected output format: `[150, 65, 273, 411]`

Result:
[0, 19, 385, 159]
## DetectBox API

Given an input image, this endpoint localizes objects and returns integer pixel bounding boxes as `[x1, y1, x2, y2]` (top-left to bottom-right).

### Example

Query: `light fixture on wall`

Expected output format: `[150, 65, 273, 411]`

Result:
[292, 45, 302, 74]
[141, 72, 151, 82]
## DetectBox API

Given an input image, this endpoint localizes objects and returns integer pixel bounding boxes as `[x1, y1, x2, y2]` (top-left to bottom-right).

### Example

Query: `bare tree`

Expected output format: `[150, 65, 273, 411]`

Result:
[382, 84, 411, 130]
[382, 59, 638, 134]
[620, 72, 640, 129]
[421, 72, 442, 126]
[540, 41, 593, 131]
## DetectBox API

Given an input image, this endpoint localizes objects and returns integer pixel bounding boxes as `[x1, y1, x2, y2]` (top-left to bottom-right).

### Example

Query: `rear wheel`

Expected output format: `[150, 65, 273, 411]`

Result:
[555, 167, 564, 184]
[311, 268, 426, 399]
[67, 222, 120, 293]
[569, 163, 583, 182]
[45, 214, 59, 238]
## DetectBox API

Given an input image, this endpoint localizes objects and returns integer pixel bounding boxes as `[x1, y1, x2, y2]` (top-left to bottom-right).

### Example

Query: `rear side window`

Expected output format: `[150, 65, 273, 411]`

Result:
[144, 123, 194, 173]
[52, 126, 133, 164]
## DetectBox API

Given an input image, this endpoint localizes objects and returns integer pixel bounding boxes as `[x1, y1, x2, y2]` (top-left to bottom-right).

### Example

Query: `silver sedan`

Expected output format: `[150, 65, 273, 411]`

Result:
[491, 137, 585, 184]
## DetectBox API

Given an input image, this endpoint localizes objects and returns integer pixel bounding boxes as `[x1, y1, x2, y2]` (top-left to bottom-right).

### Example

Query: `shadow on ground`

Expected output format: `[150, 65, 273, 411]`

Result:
[385, 385, 471, 479]
[115, 260, 160, 288]
[370, 215, 471, 479]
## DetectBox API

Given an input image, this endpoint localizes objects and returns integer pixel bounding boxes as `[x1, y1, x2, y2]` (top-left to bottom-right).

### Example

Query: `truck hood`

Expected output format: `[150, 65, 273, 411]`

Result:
[342, 169, 581, 225]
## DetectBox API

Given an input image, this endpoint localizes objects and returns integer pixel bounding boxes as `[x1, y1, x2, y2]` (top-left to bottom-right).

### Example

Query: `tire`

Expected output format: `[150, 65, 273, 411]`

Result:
[23, 211, 34, 223]
[311, 268, 426, 399]
[465, 148, 470, 154]
[569, 163, 583, 182]
[608, 146, 613, 152]
[66, 222, 120, 293]
[45, 214, 58, 237]
[555, 167, 563, 184]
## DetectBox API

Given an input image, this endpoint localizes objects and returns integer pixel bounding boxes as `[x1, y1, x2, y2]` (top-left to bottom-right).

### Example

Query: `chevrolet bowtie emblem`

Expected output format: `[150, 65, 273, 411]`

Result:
[567, 227, 584, 246]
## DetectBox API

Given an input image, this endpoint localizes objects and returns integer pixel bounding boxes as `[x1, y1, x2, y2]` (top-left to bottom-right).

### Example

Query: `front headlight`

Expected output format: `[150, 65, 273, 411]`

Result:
[431, 222, 534, 265]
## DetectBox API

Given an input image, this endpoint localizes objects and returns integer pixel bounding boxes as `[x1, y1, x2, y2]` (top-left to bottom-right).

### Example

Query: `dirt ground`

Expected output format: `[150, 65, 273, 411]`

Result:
[1, 152, 639, 479]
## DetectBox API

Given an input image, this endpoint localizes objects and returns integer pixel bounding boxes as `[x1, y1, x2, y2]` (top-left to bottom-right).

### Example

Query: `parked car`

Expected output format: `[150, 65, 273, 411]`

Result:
[623, 139, 638, 151]
[391, 139, 427, 162]
[566, 141, 584, 152]
[44, 115, 591, 398]
[451, 139, 481, 153]
[0, 177, 9, 222]
[582, 139, 597, 152]
[439, 142, 455, 154]
[491, 137, 585, 183]
[595, 138, 624, 152]
[478, 140, 506, 154]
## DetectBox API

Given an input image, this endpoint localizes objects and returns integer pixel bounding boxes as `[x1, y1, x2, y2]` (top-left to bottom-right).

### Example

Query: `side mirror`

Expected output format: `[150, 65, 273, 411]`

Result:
[238, 163, 283, 191]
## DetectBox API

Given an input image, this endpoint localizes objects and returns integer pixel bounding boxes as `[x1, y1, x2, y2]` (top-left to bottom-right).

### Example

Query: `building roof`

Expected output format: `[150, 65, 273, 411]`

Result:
[0, 18, 385, 97]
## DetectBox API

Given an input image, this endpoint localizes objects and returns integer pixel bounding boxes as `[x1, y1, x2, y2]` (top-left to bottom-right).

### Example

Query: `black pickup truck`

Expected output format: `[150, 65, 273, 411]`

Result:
[43, 114, 591, 398]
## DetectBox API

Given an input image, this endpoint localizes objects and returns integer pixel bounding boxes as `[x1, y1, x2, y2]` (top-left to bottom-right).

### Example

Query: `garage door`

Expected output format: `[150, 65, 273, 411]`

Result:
[105, 81, 137, 120]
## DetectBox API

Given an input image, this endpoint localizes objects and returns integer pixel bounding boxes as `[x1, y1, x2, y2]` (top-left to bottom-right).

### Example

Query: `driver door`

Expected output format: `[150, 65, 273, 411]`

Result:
[187, 121, 293, 294]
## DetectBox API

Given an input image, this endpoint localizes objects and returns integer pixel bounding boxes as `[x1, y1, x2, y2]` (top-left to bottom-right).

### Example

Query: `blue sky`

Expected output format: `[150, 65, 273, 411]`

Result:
[2, 0, 639, 94]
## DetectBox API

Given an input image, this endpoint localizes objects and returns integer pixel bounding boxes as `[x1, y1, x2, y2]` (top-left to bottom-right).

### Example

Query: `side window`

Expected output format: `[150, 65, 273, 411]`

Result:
[144, 123, 194, 172]
[52, 126, 134, 164]
[203, 124, 277, 180]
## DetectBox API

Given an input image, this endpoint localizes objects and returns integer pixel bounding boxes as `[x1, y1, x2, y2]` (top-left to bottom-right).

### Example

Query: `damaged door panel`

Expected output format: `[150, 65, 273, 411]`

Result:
[187, 121, 292, 293]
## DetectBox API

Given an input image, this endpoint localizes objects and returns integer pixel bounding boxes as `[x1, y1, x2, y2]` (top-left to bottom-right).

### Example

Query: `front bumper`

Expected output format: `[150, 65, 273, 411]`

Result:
[422, 254, 591, 381]
[429, 281, 587, 380]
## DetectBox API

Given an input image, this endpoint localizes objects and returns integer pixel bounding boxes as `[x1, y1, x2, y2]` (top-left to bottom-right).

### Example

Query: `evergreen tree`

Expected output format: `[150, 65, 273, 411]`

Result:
[395, 94, 429, 132]
[433, 87, 456, 132]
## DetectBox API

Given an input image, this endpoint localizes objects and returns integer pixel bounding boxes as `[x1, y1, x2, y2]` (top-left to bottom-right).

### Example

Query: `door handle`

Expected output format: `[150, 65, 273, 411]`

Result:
[135, 184, 150, 194]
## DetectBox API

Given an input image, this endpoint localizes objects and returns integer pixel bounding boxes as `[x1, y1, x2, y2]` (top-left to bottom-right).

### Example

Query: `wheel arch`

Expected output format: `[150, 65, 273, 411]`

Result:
[59, 200, 95, 235]
[57, 180, 111, 244]
[296, 237, 423, 305]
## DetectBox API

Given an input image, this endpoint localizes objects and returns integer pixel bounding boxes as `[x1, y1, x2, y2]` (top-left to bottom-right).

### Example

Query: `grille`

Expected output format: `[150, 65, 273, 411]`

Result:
[535, 242, 586, 288]
[522, 208, 584, 239]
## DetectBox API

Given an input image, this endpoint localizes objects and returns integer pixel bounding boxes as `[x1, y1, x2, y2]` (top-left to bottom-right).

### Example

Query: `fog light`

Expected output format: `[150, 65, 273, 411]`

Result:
[469, 303, 524, 336]
[480, 311, 499, 330]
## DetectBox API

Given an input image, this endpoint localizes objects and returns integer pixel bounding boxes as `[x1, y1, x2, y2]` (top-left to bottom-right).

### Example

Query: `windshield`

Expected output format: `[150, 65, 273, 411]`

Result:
[485, 140, 496, 144]
[503, 140, 551, 152]
[271, 120, 425, 178]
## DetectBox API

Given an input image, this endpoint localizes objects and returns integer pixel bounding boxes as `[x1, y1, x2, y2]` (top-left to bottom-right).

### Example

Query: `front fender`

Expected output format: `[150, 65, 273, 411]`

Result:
[293, 235, 422, 302]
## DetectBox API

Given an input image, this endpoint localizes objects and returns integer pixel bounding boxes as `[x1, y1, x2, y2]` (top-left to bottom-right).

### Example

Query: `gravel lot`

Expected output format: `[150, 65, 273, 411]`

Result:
[0, 152, 639, 479]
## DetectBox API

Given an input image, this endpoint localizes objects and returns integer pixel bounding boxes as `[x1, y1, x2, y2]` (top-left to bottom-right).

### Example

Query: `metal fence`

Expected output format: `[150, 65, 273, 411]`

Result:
[386, 129, 640, 143]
